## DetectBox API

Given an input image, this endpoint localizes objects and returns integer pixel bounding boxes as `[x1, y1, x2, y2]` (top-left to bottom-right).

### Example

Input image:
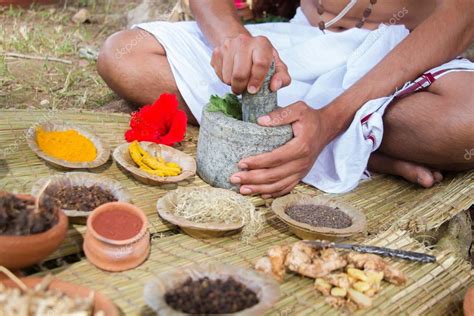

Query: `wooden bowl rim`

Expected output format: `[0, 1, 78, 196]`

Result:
[26, 121, 110, 169]
[113, 141, 196, 184]
[0, 276, 119, 316]
[31, 172, 132, 218]
[272, 194, 367, 236]
[144, 263, 280, 316]
[156, 188, 247, 231]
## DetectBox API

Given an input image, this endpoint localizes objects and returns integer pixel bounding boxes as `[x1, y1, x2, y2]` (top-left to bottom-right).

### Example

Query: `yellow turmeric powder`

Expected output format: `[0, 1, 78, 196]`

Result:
[36, 127, 97, 162]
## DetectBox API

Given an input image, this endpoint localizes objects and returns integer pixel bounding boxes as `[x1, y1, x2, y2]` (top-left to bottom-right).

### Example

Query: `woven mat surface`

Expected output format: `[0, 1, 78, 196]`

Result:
[1, 109, 473, 314]
[47, 225, 471, 315]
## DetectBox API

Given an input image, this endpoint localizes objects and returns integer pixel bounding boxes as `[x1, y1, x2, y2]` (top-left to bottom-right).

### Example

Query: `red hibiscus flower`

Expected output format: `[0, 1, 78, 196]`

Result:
[125, 93, 187, 146]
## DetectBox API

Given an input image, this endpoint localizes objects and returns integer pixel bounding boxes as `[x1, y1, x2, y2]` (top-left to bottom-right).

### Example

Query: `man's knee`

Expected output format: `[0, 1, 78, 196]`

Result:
[97, 29, 159, 81]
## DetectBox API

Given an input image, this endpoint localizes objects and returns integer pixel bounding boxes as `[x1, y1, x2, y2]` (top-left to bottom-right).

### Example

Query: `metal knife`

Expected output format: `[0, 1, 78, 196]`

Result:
[304, 240, 436, 263]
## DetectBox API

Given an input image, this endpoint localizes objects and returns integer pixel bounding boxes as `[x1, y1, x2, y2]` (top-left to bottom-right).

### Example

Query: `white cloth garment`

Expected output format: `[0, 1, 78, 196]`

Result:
[135, 8, 474, 193]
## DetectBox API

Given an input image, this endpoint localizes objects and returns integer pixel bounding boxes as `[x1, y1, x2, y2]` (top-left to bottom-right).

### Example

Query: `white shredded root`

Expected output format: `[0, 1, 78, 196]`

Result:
[0, 266, 104, 316]
[172, 188, 263, 242]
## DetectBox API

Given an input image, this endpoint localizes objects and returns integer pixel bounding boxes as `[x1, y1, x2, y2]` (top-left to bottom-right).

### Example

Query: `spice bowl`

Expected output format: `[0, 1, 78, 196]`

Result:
[156, 188, 246, 239]
[113, 141, 196, 185]
[144, 264, 280, 315]
[1, 276, 119, 316]
[26, 121, 110, 170]
[272, 194, 367, 241]
[84, 202, 150, 272]
[32, 172, 132, 225]
[0, 194, 69, 270]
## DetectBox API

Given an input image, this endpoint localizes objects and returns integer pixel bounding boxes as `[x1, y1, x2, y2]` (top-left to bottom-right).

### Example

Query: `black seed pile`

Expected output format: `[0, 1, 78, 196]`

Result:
[164, 277, 259, 314]
[53, 185, 117, 212]
[0, 192, 59, 235]
[285, 204, 352, 229]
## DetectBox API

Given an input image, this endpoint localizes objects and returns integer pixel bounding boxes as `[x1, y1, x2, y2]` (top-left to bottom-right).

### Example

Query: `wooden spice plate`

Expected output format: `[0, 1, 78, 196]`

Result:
[156, 188, 245, 238]
[1, 277, 119, 316]
[31, 172, 132, 225]
[26, 121, 110, 169]
[113, 141, 196, 185]
[144, 263, 280, 316]
[272, 194, 367, 241]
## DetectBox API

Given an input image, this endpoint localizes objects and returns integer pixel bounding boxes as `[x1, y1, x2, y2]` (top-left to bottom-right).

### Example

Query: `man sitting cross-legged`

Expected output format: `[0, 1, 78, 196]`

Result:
[97, 0, 474, 197]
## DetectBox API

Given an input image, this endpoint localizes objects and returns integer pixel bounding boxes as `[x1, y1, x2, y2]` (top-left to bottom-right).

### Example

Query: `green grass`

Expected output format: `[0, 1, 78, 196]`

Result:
[0, 0, 139, 111]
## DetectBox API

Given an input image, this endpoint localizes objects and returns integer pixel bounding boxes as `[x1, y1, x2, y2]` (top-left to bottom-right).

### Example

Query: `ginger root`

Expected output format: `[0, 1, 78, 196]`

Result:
[255, 245, 290, 281]
[285, 243, 346, 278]
[346, 252, 406, 285]
[256, 241, 409, 312]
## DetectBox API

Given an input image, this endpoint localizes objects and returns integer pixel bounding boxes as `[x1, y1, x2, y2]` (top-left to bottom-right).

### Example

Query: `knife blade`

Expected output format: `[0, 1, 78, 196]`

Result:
[304, 240, 436, 263]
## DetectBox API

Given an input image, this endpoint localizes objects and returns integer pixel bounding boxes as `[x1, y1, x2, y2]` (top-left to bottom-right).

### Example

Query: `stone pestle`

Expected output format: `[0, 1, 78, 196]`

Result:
[196, 64, 293, 190]
[242, 62, 277, 123]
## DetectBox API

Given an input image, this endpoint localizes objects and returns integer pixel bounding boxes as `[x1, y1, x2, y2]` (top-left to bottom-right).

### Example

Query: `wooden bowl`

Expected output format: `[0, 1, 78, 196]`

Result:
[465, 286, 474, 316]
[1, 277, 119, 316]
[144, 264, 280, 316]
[31, 172, 132, 225]
[113, 141, 196, 185]
[0, 194, 68, 270]
[26, 121, 110, 170]
[156, 188, 246, 238]
[272, 194, 367, 241]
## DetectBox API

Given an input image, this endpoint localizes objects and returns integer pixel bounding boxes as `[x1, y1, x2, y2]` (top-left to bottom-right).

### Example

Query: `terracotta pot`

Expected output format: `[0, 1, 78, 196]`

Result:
[84, 202, 150, 272]
[1, 277, 119, 316]
[0, 0, 57, 7]
[465, 286, 474, 316]
[0, 194, 68, 270]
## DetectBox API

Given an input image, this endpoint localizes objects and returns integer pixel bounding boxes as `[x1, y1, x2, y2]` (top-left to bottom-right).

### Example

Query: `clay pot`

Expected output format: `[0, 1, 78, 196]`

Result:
[465, 286, 474, 316]
[0, 194, 68, 270]
[84, 202, 150, 272]
[0, 0, 57, 6]
[1, 277, 119, 316]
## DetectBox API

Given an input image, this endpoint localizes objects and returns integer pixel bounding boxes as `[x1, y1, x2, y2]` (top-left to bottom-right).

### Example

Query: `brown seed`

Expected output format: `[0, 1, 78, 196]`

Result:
[165, 277, 259, 314]
[285, 204, 352, 229]
[53, 185, 117, 212]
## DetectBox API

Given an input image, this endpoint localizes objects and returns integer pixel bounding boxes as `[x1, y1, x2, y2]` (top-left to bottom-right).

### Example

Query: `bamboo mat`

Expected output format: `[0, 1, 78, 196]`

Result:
[0, 109, 473, 314]
[0, 109, 473, 259]
[45, 223, 470, 315]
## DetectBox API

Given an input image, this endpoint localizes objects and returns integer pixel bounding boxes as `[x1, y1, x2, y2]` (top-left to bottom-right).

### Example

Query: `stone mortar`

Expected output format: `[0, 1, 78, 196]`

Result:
[196, 65, 293, 190]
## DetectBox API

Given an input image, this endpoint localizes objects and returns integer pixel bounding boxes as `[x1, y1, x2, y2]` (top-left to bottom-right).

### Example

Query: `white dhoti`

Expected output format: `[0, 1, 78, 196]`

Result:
[134, 8, 474, 193]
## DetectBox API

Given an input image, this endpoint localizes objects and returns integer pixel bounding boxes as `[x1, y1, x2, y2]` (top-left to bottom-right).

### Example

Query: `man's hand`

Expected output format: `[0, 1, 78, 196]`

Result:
[229, 102, 336, 198]
[210, 34, 291, 94]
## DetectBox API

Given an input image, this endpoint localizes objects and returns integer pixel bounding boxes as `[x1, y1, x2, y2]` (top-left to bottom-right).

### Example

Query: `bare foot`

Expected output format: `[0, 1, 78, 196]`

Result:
[368, 153, 443, 188]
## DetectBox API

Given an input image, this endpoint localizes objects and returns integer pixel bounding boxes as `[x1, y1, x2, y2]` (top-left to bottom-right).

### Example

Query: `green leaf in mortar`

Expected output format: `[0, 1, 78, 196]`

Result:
[207, 93, 243, 120]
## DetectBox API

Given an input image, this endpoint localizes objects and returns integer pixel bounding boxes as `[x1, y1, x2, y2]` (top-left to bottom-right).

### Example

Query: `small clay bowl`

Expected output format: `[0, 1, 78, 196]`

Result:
[144, 264, 280, 316]
[31, 172, 132, 225]
[26, 121, 110, 170]
[84, 202, 150, 272]
[1, 277, 119, 316]
[465, 286, 474, 316]
[156, 188, 247, 239]
[113, 141, 196, 185]
[0, 194, 68, 270]
[272, 194, 367, 241]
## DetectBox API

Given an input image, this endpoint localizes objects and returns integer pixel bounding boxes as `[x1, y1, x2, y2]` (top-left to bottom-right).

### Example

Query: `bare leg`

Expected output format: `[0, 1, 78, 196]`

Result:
[97, 29, 198, 125]
[369, 71, 474, 186]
